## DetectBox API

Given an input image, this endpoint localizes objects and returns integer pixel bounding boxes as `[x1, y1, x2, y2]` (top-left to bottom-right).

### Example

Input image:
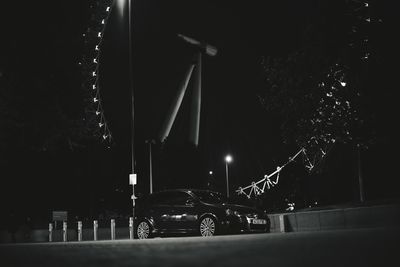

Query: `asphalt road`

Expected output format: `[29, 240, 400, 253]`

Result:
[1, 228, 398, 267]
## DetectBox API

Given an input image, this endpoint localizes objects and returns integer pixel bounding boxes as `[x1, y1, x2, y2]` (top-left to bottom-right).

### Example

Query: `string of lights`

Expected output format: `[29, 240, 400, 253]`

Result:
[79, 0, 116, 144]
[236, 149, 304, 199]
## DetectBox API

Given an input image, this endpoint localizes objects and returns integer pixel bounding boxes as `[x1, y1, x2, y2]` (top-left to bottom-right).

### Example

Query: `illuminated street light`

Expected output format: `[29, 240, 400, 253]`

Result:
[225, 155, 233, 197]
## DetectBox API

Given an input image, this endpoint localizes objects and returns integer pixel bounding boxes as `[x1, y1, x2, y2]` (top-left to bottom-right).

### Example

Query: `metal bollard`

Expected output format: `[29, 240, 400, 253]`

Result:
[129, 217, 134, 239]
[93, 220, 98, 241]
[111, 219, 116, 240]
[77, 221, 82, 241]
[279, 214, 286, 233]
[63, 221, 68, 242]
[49, 223, 53, 242]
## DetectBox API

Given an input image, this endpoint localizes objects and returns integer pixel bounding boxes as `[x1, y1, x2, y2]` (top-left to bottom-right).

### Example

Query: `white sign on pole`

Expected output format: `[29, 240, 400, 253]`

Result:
[129, 174, 137, 185]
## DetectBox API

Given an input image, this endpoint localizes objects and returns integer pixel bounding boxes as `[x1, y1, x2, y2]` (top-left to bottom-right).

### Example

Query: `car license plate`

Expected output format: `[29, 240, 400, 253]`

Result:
[252, 219, 266, 225]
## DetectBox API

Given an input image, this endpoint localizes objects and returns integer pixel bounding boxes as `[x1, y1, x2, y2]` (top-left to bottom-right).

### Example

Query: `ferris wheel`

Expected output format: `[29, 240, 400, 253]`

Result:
[80, 0, 115, 144]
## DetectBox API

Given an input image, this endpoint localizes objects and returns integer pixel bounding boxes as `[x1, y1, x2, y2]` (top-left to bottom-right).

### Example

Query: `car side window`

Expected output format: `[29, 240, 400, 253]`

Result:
[158, 192, 192, 206]
[172, 192, 193, 206]
[150, 192, 169, 206]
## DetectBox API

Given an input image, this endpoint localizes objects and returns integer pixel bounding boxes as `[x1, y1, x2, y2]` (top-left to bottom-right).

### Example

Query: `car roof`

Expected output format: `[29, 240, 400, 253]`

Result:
[148, 189, 222, 196]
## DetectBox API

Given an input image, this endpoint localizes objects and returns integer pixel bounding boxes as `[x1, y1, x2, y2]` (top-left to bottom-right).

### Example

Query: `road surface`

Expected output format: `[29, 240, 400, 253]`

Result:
[1, 227, 398, 267]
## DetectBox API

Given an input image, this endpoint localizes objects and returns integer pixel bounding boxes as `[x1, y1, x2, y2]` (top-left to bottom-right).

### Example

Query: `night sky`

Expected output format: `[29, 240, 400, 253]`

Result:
[0, 0, 398, 226]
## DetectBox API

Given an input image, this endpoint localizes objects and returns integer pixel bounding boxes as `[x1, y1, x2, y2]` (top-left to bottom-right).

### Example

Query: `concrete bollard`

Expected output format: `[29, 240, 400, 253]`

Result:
[49, 223, 53, 242]
[129, 217, 134, 239]
[279, 214, 286, 233]
[93, 220, 98, 241]
[63, 221, 68, 242]
[77, 221, 82, 241]
[111, 219, 116, 240]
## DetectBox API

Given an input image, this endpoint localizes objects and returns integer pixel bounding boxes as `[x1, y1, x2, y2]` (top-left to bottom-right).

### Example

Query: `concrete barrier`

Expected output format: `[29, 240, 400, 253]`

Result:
[268, 204, 400, 233]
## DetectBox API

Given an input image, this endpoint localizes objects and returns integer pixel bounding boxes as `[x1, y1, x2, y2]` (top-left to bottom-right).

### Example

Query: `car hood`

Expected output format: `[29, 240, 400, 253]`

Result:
[209, 203, 262, 215]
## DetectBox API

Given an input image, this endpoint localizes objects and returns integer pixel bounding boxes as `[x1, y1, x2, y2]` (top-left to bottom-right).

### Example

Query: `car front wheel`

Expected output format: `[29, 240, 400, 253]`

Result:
[137, 220, 152, 239]
[199, 216, 217, 237]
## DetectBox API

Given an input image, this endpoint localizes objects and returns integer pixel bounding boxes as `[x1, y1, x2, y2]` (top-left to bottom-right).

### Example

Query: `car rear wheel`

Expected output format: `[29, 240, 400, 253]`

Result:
[137, 220, 152, 239]
[199, 216, 217, 237]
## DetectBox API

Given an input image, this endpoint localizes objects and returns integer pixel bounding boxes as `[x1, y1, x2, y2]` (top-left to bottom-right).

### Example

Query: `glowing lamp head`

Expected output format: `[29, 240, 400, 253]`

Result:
[225, 155, 233, 163]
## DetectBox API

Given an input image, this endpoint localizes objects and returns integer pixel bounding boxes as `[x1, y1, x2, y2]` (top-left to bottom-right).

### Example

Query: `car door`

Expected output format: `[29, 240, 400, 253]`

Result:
[168, 192, 199, 232]
[151, 191, 199, 233]
[147, 192, 174, 231]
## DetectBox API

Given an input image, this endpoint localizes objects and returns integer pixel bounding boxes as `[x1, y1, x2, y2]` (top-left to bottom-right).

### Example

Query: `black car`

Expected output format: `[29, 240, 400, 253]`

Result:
[134, 189, 270, 239]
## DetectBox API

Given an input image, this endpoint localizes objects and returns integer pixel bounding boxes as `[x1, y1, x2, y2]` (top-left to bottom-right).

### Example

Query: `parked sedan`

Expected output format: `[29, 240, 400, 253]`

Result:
[134, 189, 270, 239]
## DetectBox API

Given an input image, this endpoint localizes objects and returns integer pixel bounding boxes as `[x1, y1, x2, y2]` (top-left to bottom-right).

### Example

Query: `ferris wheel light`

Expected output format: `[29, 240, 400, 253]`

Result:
[82, 2, 115, 144]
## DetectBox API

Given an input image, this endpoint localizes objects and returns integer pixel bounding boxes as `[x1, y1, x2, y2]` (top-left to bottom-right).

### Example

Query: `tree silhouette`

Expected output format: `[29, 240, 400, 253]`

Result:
[258, 0, 380, 172]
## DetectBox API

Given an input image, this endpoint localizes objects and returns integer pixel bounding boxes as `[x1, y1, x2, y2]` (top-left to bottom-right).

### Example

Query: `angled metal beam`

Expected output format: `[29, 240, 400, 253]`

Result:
[189, 52, 202, 146]
[159, 64, 195, 143]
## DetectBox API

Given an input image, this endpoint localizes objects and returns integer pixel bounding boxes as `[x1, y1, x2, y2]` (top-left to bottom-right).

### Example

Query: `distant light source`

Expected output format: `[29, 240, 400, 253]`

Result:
[340, 81, 346, 87]
[209, 171, 213, 175]
[117, 0, 125, 16]
[225, 155, 233, 163]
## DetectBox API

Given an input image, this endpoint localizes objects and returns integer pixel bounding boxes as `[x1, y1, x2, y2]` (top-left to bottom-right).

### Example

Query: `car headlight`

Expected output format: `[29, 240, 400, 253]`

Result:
[225, 209, 240, 216]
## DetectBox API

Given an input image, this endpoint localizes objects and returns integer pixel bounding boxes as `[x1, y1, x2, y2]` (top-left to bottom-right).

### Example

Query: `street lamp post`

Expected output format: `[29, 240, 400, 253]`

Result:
[127, 0, 137, 238]
[207, 171, 213, 189]
[224, 155, 232, 198]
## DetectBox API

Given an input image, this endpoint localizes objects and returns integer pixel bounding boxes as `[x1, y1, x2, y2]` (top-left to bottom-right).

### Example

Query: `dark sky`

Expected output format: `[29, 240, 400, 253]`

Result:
[0, 0, 398, 222]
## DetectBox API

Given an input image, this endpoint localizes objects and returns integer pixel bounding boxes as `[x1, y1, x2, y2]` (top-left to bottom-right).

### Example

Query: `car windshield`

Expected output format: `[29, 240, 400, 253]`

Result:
[192, 191, 227, 204]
